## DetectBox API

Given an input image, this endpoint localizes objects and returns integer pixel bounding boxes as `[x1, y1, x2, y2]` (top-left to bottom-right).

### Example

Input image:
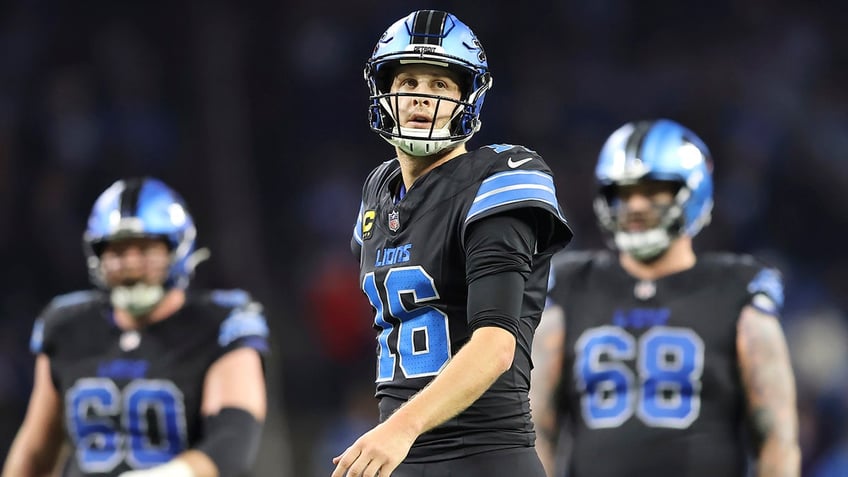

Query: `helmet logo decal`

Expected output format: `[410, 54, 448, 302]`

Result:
[472, 38, 486, 63]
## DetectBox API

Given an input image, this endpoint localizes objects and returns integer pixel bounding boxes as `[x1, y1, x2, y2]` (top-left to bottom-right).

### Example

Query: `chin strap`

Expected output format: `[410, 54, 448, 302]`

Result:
[385, 129, 468, 156]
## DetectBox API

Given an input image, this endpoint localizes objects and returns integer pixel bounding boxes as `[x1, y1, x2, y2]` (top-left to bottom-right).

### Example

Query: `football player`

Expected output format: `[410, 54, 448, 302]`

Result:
[531, 119, 800, 477]
[2, 178, 269, 477]
[333, 10, 573, 477]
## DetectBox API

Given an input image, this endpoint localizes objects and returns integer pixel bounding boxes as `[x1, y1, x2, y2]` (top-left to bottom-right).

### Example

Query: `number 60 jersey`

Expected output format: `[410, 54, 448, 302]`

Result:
[351, 144, 572, 462]
[549, 250, 785, 477]
[29, 289, 269, 476]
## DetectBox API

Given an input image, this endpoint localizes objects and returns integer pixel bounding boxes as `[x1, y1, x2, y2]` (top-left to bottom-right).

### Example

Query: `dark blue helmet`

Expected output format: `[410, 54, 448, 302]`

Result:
[594, 119, 714, 258]
[365, 10, 492, 156]
[83, 178, 199, 289]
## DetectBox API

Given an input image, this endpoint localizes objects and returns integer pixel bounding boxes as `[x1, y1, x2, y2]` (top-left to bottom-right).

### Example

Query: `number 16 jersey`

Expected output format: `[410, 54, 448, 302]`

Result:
[351, 145, 572, 462]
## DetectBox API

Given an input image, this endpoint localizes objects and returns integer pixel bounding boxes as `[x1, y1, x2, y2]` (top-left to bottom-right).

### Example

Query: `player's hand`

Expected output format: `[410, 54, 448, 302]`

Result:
[331, 420, 417, 477]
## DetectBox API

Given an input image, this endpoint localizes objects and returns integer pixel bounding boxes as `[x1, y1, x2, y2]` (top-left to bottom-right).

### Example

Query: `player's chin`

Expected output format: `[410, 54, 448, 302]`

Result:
[404, 122, 435, 129]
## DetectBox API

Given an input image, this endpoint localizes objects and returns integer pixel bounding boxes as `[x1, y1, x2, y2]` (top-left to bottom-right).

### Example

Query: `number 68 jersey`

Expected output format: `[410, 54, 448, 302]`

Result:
[351, 145, 572, 462]
[549, 250, 785, 477]
[29, 289, 269, 476]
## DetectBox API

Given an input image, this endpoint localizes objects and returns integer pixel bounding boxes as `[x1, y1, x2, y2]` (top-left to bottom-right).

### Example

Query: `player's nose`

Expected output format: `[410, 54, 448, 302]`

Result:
[412, 95, 431, 107]
[622, 192, 653, 210]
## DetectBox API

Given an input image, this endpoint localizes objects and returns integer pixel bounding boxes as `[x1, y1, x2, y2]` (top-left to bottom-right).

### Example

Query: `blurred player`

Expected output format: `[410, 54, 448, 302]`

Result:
[2, 177, 269, 477]
[333, 10, 573, 477]
[532, 119, 800, 476]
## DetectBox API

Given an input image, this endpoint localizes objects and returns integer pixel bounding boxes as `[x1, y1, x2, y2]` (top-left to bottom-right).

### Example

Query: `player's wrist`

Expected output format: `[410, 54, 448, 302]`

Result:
[117, 459, 195, 477]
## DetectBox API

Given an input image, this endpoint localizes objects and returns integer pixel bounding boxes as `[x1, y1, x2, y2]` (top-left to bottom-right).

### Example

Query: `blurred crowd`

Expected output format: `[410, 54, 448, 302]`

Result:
[0, 1, 845, 476]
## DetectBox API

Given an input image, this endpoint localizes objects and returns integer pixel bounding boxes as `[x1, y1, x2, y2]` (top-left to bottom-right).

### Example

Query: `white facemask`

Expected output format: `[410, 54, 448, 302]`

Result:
[111, 283, 165, 317]
[378, 95, 472, 157]
[614, 228, 673, 262]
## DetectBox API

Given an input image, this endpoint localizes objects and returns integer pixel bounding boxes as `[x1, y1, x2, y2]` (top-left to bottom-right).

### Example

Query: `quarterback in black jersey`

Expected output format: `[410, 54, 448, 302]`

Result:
[3, 178, 269, 477]
[531, 119, 800, 477]
[334, 10, 572, 477]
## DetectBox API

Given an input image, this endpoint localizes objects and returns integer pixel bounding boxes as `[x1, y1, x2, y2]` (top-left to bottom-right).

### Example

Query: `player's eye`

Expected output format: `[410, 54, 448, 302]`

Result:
[399, 78, 417, 89]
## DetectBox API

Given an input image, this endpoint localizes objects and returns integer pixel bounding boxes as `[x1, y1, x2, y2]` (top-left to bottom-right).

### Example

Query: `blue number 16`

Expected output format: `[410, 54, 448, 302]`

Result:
[363, 266, 451, 382]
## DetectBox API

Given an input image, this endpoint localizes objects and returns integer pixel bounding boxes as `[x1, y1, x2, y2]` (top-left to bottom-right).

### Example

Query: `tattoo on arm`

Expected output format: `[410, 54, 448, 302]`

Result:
[737, 305, 800, 477]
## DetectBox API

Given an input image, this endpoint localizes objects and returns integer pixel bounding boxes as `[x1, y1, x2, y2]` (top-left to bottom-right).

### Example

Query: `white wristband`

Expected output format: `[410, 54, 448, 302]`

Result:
[117, 459, 195, 477]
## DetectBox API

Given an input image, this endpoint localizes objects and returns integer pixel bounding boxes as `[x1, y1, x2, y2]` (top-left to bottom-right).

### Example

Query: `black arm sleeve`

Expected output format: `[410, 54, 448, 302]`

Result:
[195, 407, 264, 477]
[465, 210, 538, 336]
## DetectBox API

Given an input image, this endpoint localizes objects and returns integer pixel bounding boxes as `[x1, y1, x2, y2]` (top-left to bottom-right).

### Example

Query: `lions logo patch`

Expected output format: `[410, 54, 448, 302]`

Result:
[362, 210, 376, 240]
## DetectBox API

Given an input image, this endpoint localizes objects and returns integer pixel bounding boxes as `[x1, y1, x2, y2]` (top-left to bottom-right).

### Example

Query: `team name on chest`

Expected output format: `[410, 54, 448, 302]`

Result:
[612, 307, 670, 329]
[374, 243, 412, 267]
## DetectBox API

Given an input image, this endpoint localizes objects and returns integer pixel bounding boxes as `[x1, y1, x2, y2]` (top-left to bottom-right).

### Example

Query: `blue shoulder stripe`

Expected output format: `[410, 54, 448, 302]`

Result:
[49, 290, 95, 309]
[747, 268, 784, 314]
[210, 289, 250, 308]
[466, 170, 564, 223]
[353, 201, 364, 245]
[219, 307, 270, 348]
[29, 319, 45, 354]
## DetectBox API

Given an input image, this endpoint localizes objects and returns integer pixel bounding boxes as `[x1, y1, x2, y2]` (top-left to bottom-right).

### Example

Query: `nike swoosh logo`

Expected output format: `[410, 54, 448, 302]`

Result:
[507, 157, 534, 168]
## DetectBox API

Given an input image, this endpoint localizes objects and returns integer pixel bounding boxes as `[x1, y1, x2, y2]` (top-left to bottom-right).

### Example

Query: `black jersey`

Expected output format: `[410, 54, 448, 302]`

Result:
[29, 289, 270, 477]
[549, 250, 784, 477]
[351, 144, 572, 462]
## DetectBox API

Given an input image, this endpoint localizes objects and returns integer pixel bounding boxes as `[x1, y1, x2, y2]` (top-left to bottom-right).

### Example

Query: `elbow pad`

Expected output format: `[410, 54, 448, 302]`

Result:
[195, 407, 263, 477]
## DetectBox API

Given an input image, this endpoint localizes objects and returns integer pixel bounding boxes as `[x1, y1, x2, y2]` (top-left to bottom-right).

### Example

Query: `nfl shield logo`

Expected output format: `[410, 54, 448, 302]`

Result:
[634, 280, 656, 300]
[388, 210, 400, 232]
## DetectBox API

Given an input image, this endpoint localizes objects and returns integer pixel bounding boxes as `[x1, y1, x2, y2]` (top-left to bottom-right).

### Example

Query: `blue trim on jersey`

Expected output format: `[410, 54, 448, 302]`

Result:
[218, 310, 270, 347]
[465, 170, 564, 223]
[210, 289, 250, 308]
[29, 319, 44, 354]
[353, 201, 364, 245]
[50, 290, 94, 309]
[747, 268, 784, 311]
[485, 143, 519, 154]
[237, 336, 270, 354]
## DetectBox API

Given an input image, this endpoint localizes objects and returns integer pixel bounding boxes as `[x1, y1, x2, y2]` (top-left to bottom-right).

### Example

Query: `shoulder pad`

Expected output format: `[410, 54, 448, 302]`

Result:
[210, 289, 253, 309]
[552, 250, 611, 281]
[218, 301, 270, 348]
[29, 318, 45, 354]
[481, 144, 538, 156]
[46, 290, 101, 311]
[362, 159, 400, 197]
[32, 290, 104, 354]
[465, 168, 564, 224]
[747, 267, 784, 315]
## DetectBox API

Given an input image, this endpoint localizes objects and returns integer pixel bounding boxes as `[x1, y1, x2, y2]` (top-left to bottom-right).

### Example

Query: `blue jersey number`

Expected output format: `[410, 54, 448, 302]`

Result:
[66, 378, 187, 473]
[575, 326, 704, 429]
[363, 266, 451, 381]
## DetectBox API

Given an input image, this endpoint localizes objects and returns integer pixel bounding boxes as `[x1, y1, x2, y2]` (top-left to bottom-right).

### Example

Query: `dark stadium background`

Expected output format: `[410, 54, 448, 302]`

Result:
[0, 1, 845, 475]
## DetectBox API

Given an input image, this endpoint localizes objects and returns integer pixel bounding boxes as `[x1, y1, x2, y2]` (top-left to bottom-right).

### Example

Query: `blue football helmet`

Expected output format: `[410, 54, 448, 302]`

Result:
[593, 119, 714, 260]
[83, 177, 200, 289]
[365, 10, 492, 156]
